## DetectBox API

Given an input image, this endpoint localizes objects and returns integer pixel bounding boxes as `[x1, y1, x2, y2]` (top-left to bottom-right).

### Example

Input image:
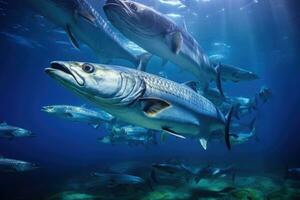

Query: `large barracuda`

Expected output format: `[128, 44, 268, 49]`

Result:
[26, 0, 151, 67]
[103, 0, 224, 95]
[45, 61, 233, 150]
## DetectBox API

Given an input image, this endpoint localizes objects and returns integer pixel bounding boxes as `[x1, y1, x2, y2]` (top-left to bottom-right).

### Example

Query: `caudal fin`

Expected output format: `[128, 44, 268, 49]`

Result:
[225, 106, 234, 150]
[137, 53, 152, 71]
[215, 64, 224, 97]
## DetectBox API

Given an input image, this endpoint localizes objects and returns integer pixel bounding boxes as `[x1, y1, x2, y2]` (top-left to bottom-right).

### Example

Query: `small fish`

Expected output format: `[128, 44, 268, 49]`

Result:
[0, 122, 35, 140]
[99, 125, 157, 147]
[41, 105, 114, 129]
[151, 163, 196, 182]
[215, 63, 259, 83]
[194, 165, 235, 183]
[90, 172, 148, 188]
[0, 157, 38, 172]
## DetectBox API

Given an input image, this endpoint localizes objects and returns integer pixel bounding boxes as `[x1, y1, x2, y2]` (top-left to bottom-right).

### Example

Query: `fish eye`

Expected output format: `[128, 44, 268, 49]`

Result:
[129, 3, 137, 11]
[82, 63, 94, 73]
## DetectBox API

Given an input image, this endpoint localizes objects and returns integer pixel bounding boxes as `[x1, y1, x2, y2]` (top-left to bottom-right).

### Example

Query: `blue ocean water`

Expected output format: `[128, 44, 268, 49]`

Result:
[0, 0, 299, 199]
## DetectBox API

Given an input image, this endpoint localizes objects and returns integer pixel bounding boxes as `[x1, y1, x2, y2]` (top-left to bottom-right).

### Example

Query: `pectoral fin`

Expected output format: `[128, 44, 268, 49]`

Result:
[166, 32, 183, 54]
[199, 138, 208, 150]
[162, 127, 186, 139]
[66, 25, 80, 49]
[182, 81, 198, 92]
[140, 98, 171, 117]
[74, 8, 97, 26]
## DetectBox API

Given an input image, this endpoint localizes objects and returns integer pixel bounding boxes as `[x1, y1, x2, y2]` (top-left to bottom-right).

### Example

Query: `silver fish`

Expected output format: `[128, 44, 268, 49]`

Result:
[103, 0, 224, 95]
[41, 105, 114, 129]
[0, 157, 38, 172]
[90, 172, 146, 188]
[45, 61, 233, 150]
[0, 122, 34, 139]
[26, 0, 151, 67]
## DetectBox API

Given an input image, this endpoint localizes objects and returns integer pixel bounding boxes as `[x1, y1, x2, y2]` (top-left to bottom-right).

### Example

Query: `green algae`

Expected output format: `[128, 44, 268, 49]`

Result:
[141, 186, 190, 200]
[47, 191, 97, 200]
[230, 188, 264, 200]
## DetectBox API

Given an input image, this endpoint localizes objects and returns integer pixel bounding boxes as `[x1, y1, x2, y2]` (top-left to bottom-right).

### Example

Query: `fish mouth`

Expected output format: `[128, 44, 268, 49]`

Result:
[45, 62, 85, 86]
[41, 106, 50, 112]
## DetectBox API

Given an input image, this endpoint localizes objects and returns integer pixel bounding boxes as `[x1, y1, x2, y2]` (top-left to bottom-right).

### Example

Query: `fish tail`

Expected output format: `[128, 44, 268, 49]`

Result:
[215, 63, 224, 97]
[225, 106, 234, 150]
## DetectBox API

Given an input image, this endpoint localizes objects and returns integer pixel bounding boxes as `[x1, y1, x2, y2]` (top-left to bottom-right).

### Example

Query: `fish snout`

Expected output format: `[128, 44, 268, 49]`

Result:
[41, 106, 52, 112]
[45, 61, 85, 87]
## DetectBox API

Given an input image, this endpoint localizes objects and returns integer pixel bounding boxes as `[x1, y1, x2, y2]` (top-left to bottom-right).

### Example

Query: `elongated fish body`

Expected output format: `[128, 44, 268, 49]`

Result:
[0, 122, 34, 139]
[112, 125, 150, 137]
[152, 163, 195, 177]
[26, 0, 148, 66]
[216, 64, 259, 82]
[91, 172, 145, 187]
[45, 61, 233, 149]
[0, 157, 38, 172]
[99, 133, 156, 147]
[41, 105, 114, 128]
[103, 0, 216, 84]
[100, 125, 157, 146]
[194, 166, 235, 183]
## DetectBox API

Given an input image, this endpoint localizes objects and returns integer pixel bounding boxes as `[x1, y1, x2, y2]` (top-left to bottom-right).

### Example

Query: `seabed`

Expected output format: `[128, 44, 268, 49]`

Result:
[46, 174, 300, 200]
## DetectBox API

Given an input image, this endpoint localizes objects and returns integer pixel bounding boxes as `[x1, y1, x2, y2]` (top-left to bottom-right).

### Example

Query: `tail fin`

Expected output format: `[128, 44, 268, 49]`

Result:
[225, 107, 234, 150]
[215, 64, 224, 97]
[137, 53, 152, 71]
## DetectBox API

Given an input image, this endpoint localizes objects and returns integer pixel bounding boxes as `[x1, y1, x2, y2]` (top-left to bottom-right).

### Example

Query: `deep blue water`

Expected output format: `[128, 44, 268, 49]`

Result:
[0, 0, 299, 199]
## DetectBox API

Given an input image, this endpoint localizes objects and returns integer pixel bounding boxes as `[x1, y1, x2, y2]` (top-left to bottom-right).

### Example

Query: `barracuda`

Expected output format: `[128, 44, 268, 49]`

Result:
[26, 0, 151, 67]
[45, 61, 233, 150]
[103, 0, 224, 95]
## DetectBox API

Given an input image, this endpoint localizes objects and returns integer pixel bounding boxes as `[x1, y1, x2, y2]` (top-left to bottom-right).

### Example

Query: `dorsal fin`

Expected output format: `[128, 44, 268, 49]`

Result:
[182, 81, 198, 92]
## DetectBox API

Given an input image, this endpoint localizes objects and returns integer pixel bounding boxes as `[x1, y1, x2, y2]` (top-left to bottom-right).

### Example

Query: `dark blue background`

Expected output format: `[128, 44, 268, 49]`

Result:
[0, 1, 299, 197]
